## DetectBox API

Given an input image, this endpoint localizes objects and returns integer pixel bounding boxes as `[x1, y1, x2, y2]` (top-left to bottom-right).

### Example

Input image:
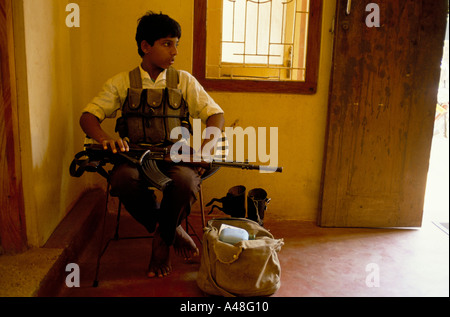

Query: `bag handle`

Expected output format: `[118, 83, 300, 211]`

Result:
[208, 217, 274, 239]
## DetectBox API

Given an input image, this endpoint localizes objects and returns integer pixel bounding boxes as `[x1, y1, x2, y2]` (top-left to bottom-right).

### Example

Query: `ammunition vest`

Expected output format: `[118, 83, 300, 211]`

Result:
[115, 67, 190, 145]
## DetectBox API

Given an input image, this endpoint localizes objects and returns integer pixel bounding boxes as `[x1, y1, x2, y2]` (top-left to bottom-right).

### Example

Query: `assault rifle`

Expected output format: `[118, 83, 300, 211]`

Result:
[70, 143, 282, 191]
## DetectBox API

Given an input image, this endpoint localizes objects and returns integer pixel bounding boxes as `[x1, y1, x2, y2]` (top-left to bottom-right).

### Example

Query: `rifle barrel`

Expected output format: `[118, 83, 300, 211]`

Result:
[85, 144, 283, 173]
[210, 161, 283, 173]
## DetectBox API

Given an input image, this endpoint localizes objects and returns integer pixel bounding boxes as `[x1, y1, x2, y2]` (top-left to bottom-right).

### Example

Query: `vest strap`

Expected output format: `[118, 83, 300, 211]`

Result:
[129, 67, 142, 89]
[166, 66, 179, 89]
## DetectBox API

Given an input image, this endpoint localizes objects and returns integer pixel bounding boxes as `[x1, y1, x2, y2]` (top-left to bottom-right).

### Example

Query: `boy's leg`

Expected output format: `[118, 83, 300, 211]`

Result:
[109, 163, 159, 233]
[158, 164, 201, 245]
[147, 164, 201, 277]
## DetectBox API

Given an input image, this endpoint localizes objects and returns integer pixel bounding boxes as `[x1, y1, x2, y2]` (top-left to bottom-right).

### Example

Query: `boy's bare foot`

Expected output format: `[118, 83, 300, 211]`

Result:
[147, 230, 171, 278]
[174, 225, 199, 260]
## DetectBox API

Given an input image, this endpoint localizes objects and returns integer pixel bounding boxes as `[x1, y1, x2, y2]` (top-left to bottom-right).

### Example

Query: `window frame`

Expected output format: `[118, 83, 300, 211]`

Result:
[193, 0, 323, 94]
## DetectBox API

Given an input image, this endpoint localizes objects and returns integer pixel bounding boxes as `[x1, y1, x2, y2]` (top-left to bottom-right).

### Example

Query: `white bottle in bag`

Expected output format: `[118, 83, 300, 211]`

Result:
[218, 224, 249, 245]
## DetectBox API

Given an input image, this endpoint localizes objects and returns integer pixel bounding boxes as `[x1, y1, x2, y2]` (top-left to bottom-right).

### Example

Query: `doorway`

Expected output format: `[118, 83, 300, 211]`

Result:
[319, 0, 448, 228]
[424, 15, 449, 234]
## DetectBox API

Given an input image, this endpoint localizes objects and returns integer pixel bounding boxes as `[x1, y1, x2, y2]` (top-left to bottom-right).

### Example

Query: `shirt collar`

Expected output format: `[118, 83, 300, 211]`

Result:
[138, 65, 167, 85]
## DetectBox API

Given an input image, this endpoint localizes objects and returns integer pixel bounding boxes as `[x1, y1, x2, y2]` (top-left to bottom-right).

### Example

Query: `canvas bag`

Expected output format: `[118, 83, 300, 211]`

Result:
[196, 218, 284, 297]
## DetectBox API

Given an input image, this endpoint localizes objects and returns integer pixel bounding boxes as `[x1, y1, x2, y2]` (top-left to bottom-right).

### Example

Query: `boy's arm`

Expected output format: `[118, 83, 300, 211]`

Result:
[195, 113, 224, 176]
[201, 113, 225, 153]
[80, 112, 129, 153]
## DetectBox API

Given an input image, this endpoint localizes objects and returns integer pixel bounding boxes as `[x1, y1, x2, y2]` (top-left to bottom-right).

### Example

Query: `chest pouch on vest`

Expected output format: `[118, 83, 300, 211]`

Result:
[115, 67, 190, 145]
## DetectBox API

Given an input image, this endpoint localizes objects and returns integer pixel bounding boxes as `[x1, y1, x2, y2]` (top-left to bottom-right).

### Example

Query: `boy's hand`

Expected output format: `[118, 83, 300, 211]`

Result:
[196, 167, 206, 176]
[80, 113, 130, 153]
[101, 137, 129, 153]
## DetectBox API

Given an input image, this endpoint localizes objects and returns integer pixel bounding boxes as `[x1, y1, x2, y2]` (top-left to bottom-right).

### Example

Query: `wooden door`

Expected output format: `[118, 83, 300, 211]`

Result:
[319, 0, 448, 227]
[0, 0, 27, 253]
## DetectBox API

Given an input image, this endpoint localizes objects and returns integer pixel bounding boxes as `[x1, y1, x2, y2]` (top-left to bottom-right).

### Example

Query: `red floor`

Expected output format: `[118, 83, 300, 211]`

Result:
[55, 205, 449, 298]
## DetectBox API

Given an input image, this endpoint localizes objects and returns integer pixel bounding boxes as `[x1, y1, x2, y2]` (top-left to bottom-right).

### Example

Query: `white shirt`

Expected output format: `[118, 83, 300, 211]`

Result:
[83, 65, 223, 123]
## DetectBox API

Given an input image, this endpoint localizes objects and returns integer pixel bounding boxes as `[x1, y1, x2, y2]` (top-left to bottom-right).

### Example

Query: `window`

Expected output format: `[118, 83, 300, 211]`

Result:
[193, 0, 323, 94]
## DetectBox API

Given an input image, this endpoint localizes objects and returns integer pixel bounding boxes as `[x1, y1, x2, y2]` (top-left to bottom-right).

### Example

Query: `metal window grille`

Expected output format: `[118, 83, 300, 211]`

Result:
[206, 0, 310, 81]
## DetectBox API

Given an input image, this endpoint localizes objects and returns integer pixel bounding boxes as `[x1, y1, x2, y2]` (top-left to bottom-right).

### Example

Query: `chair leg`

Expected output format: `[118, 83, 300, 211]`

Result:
[186, 219, 202, 244]
[92, 184, 154, 287]
[199, 184, 206, 228]
[184, 183, 205, 244]
[113, 201, 122, 240]
[93, 182, 111, 287]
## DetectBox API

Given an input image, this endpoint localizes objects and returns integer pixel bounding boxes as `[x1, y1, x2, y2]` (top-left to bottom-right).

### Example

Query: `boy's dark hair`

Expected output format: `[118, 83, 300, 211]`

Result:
[136, 11, 182, 57]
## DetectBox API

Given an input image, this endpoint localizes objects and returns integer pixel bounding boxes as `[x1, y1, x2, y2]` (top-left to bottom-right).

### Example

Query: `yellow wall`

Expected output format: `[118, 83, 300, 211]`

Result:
[205, 1, 336, 222]
[15, 0, 88, 247]
[16, 0, 336, 246]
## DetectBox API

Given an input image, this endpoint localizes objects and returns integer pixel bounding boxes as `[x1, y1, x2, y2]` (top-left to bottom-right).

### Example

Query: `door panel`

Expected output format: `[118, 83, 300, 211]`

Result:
[319, 0, 448, 227]
[0, 0, 27, 252]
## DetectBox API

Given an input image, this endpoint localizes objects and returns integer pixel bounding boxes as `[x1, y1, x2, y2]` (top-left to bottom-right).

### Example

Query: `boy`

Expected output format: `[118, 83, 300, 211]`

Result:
[80, 12, 224, 278]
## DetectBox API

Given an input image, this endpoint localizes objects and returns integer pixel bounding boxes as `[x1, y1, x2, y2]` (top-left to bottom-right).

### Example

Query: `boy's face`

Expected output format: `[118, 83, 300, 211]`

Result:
[142, 36, 179, 71]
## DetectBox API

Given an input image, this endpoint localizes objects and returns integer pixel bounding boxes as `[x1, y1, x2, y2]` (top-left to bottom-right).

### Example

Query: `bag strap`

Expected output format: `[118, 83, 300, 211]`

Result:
[129, 67, 142, 88]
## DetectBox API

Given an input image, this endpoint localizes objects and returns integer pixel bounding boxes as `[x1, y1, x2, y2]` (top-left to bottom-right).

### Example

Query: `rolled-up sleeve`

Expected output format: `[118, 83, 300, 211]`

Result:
[181, 70, 223, 123]
[82, 73, 127, 122]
